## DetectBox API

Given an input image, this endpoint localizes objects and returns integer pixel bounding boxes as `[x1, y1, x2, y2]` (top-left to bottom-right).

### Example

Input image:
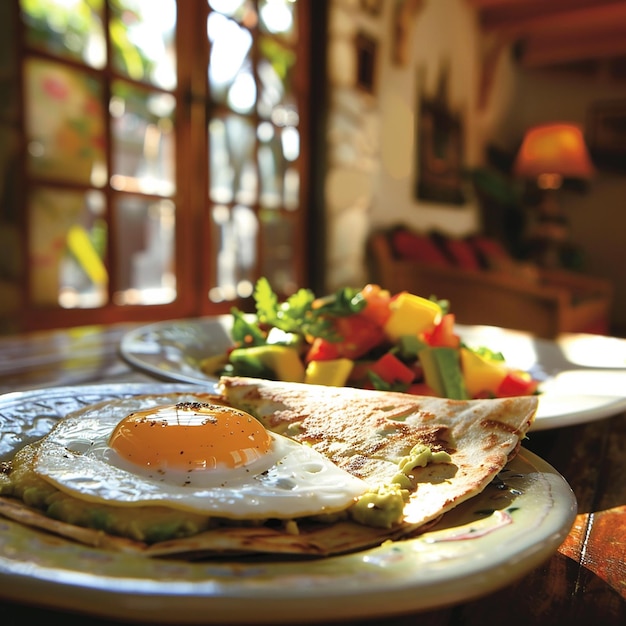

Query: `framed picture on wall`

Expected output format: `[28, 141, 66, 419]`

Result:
[355, 32, 378, 94]
[415, 86, 466, 205]
[587, 99, 626, 171]
[360, 0, 383, 15]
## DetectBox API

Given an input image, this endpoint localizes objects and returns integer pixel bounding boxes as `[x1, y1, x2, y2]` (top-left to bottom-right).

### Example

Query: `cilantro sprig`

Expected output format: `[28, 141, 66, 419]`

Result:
[230, 309, 267, 347]
[229, 277, 367, 346]
[254, 277, 319, 334]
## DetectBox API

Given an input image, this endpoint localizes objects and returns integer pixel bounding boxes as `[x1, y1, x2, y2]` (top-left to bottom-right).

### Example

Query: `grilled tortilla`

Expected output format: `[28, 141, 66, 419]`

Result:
[219, 376, 538, 532]
[0, 380, 537, 559]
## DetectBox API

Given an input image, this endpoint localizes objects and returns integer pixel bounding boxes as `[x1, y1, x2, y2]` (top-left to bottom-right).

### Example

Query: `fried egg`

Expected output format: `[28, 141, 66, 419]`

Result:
[32, 394, 368, 519]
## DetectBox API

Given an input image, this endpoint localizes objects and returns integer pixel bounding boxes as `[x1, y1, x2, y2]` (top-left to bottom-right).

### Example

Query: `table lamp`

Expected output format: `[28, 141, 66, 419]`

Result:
[512, 122, 594, 268]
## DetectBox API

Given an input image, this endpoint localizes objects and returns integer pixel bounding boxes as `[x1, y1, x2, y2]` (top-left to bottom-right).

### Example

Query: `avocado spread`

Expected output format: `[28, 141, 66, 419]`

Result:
[0, 444, 215, 543]
[392, 443, 452, 489]
[349, 443, 452, 529]
[0, 440, 452, 541]
[349, 482, 408, 529]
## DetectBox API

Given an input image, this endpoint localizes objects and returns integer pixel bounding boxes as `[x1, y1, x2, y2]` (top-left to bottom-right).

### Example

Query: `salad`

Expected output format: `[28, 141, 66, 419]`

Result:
[200, 278, 540, 399]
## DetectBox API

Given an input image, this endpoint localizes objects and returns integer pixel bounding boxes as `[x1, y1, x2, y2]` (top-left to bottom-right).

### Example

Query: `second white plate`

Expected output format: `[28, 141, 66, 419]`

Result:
[119, 317, 626, 431]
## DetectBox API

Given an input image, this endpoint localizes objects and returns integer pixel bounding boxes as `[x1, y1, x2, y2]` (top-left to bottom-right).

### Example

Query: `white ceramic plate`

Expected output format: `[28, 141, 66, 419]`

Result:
[0, 383, 576, 624]
[120, 317, 626, 431]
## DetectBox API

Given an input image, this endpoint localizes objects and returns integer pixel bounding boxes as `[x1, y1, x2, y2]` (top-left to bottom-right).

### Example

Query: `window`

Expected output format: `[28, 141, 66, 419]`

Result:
[0, 0, 310, 332]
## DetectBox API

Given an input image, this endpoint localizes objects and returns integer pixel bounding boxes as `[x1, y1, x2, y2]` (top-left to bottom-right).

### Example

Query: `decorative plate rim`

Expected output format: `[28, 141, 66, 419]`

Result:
[0, 383, 577, 623]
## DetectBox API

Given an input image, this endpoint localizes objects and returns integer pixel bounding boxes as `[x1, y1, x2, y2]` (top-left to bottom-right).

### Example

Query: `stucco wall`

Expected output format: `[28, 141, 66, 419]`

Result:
[323, 0, 483, 294]
[322, 0, 626, 333]
[488, 67, 626, 333]
[373, 0, 481, 234]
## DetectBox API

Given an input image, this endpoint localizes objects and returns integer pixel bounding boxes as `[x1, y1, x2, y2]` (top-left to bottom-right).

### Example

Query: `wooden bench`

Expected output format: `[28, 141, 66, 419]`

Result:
[367, 228, 614, 339]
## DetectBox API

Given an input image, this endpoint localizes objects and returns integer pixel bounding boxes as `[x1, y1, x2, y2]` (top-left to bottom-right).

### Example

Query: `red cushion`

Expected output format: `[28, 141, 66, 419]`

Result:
[469, 236, 511, 268]
[391, 230, 451, 267]
[581, 318, 609, 335]
[441, 237, 482, 270]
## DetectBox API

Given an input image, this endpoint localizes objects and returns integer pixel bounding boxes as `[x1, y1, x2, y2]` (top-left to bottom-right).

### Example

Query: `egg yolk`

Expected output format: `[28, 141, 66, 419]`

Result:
[108, 402, 272, 471]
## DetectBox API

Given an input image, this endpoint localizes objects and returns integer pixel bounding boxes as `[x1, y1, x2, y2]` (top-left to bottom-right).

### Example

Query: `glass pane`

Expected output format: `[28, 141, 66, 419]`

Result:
[25, 58, 107, 186]
[112, 195, 176, 305]
[59, 190, 108, 308]
[281, 125, 299, 209]
[0, 1, 19, 120]
[259, 210, 298, 294]
[259, 0, 297, 42]
[109, 0, 177, 90]
[257, 122, 281, 208]
[208, 0, 257, 26]
[257, 36, 298, 122]
[283, 164, 299, 210]
[110, 81, 176, 196]
[207, 11, 255, 112]
[28, 187, 108, 307]
[209, 115, 257, 204]
[208, 204, 258, 302]
[257, 122, 300, 209]
[20, 0, 106, 69]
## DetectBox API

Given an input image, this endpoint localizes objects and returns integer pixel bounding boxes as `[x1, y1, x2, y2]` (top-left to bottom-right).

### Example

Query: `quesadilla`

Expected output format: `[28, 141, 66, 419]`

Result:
[0, 379, 537, 559]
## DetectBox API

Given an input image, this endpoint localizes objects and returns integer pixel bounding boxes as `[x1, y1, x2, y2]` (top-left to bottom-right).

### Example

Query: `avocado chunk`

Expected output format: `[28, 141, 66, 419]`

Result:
[229, 345, 305, 382]
[418, 346, 469, 399]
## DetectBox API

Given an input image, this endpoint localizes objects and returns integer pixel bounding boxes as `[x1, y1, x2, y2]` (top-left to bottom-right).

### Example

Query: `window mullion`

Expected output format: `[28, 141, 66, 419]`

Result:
[177, 0, 212, 315]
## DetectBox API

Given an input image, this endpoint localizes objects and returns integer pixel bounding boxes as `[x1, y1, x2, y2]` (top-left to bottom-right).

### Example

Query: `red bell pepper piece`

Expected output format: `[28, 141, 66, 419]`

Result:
[424, 313, 460, 348]
[369, 352, 415, 385]
[306, 313, 386, 362]
[306, 337, 341, 362]
[496, 371, 539, 397]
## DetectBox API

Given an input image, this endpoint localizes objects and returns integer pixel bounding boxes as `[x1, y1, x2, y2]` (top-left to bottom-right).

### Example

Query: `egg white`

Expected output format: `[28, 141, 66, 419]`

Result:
[32, 393, 369, 520]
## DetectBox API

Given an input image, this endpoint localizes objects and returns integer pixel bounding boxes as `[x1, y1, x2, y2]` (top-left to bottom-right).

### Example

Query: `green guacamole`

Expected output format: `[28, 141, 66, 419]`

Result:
[0, 443, 215, 543]
[0, 440, 452, 540]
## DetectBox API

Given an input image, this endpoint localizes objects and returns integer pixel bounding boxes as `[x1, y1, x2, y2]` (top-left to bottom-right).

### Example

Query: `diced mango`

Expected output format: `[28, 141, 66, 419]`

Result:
[459, 347, 508, 397]
[305, 358, 354, 387]
[383, 293, 442, 342]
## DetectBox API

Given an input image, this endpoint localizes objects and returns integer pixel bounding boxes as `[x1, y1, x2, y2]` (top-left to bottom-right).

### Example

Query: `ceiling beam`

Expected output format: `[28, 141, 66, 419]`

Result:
[477, 2, 626, 39]
[520, 31, 626, 68]
[468, 0, 626, 70]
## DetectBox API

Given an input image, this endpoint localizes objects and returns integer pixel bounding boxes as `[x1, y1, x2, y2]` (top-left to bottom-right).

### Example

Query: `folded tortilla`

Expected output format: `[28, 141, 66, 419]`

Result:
[0, 379, 537, 559]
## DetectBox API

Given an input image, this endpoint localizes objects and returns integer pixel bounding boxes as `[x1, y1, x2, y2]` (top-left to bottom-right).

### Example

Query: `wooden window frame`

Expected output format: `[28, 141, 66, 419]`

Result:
[5, 0, 312, 332]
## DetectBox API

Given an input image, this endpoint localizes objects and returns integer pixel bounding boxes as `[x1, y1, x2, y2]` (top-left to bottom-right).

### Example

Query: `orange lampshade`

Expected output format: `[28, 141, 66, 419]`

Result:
[513, 123, 594, 183]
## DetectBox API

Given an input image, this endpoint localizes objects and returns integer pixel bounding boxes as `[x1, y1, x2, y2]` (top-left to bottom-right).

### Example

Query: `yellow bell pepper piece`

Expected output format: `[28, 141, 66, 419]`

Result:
[305, 358, 354, 387]
[269, 346, 306, 383]
[459, 347, 508, 397]
[383, 293, 442, 342]
[199, 353, 229, 376]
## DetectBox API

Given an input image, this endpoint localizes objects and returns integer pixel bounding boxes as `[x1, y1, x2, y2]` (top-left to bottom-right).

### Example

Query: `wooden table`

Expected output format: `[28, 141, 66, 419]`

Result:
[1, 323, 625, 626]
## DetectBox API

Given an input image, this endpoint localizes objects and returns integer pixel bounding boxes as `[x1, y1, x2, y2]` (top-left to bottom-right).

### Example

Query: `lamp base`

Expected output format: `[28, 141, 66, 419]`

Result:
[523, 190, 583, 270]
